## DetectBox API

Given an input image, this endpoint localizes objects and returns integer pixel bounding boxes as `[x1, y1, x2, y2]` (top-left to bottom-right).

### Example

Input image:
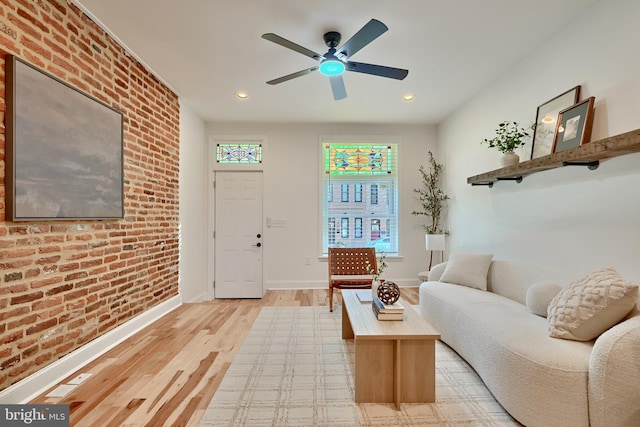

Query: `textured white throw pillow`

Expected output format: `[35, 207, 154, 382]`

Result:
[526, 282, 563, 317]
[547, 268, 639, 341]
[440, 253, 493, 291]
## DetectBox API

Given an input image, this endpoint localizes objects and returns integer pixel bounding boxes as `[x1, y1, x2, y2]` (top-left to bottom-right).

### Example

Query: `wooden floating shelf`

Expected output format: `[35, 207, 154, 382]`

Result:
[467, 128, 640, 186]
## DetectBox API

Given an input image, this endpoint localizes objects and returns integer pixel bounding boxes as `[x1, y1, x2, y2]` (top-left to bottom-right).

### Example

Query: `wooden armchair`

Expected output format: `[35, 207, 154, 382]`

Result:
[328, 247, 377, 312]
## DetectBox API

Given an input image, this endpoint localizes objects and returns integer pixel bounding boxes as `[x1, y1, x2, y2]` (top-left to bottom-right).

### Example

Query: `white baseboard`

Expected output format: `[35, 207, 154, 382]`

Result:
[265, 278, 420, 290]
[265, 280, 326, 290]
[181, 291, 209, 303]
[0, 295, 182, 404]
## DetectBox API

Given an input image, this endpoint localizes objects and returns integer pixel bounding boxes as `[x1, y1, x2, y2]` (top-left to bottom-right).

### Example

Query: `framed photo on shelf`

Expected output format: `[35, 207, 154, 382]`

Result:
[552, 97, 596, 153]
[530, 86, 580, 159]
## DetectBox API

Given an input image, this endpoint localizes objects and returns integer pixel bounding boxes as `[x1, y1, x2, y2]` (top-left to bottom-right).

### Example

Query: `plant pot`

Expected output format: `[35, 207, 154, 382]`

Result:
[501, 151, 520, 167]
[425, 234, 445, 270]
[425, 234, 445, 251]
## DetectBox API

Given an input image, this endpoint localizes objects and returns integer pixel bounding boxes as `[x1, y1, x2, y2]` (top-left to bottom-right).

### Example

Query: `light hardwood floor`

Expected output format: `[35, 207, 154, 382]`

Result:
[31, 288, 420, 426]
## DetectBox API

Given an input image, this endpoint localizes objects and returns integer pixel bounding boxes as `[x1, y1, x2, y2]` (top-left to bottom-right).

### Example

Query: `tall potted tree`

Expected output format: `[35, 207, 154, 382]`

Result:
[412, 151, 449, 270]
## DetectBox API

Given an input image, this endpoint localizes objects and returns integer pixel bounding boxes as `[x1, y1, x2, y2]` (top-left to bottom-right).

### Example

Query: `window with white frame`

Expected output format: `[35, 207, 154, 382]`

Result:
[321, 140, 398, 255]
[354, 183, 363, 202]
[370, 184, 379, 205]
[341, 184, 349, 202]
[341, 217, 349, 238]
[354, 217, 363, 238]
[328, 218, 336, 245]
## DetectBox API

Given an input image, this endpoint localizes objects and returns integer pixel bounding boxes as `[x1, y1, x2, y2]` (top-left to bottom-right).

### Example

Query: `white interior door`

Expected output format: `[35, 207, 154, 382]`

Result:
[214, 172, 263, 298]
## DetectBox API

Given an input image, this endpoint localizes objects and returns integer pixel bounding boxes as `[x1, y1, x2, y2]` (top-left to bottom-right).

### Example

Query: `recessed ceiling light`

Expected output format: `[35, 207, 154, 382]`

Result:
[402, 94, 415, 102]
[235, 91, 249, 100]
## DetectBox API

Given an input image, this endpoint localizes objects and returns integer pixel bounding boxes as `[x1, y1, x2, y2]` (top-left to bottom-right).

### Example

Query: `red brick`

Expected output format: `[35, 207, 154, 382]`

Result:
[1, 355, 20, 371]
[0, 0, 179, 391]
[0, 259, 34, 269]
[32, 296, 62, 311]
[7, 314, 37, 331]
[35, 352, 52, 365]
[26, 318, 57, 335]
[10, 291, 43, 305]
[0, 306, 29, 322]
[25, 268, 42, 278]
[35, 255, 61, 265]
[64, 271, 88, 282]
[59, 262, 80, 272]
[64, 288, 88, 302]
[2, 330, 23, 345]
[31, 276, 63, 289]
[46, 283, 73, 296]
[7, 358, 35, 377]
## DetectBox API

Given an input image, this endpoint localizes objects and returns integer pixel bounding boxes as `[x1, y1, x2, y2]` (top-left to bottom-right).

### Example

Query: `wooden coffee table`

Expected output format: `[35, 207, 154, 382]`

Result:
[341, 290, 440, 410]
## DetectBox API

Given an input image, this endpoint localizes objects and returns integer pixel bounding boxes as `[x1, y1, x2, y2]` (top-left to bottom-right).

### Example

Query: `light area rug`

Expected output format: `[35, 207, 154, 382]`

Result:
[199, 306, 521, 426]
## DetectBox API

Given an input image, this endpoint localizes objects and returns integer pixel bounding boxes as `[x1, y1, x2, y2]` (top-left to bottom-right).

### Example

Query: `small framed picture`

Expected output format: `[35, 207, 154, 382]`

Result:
[552, 97, 595, 153]
[530, 86, 580, 159]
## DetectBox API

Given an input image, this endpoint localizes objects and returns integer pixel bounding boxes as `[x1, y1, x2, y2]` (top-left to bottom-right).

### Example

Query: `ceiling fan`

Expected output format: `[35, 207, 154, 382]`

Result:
[262, 19, 408, 100]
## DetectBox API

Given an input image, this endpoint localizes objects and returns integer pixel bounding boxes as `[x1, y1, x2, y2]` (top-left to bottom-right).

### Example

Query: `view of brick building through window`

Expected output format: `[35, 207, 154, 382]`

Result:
[322, 143, 397, 254]
[326, 183, 392, 250]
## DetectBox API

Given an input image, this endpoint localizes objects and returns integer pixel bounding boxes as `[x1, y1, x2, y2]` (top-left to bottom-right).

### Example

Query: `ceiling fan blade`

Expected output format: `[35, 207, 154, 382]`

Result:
[346, 61, 408, 80]
[266, 67, 319, 85]
[262, 33, 324, 60]
[329, 75, 347, 100]
[337, 19, 388, 59]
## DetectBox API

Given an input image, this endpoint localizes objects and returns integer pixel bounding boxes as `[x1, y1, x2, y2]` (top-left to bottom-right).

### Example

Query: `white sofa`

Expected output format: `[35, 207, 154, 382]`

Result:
[419, 257, 640, 427]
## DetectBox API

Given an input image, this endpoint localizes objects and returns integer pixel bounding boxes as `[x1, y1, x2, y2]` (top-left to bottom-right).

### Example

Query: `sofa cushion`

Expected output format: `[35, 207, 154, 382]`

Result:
[440, 253, 493, 291]
[547, 268, 639, 341]
[526, 282, 564, 317]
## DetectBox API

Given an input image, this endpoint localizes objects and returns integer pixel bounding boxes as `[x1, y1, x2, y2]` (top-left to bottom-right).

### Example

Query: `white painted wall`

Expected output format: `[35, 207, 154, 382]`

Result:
[179, 101, 209, 301]
[206, 123, 438, 289]
[440, 0, 640, 281]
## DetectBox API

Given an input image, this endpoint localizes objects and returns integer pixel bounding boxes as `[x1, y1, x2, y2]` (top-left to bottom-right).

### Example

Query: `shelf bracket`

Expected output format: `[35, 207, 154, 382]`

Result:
[471, 182, 493, 188]
[496, 176, 523, 183]
[562, 160, 599, 170]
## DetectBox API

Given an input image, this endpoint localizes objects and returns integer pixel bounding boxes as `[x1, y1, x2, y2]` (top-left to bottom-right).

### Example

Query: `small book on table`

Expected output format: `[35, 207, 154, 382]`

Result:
[372, 296, 404, 320]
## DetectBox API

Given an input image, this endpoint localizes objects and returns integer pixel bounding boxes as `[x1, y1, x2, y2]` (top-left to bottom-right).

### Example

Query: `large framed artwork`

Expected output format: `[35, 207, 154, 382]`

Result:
[552, 97, 596, 153]
[5, 54, 124, 221]
[530, 86, 580, 159]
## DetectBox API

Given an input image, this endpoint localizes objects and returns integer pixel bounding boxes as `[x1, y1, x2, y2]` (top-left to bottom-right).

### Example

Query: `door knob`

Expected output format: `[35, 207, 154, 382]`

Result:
[257, 233, 261, 238]
[254, 242, 262, 247]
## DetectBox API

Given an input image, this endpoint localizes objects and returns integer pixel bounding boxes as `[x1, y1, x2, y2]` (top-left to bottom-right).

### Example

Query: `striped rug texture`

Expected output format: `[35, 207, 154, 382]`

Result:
[199, 306, 521, 426]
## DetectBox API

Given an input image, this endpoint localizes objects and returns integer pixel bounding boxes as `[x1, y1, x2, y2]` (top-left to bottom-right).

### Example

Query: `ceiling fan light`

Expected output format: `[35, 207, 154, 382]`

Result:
[319, 59, 345, 76]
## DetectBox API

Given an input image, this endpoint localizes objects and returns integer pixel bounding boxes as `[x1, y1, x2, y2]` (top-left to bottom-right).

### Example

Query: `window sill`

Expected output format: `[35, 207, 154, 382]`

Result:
[318, 254, 403, 261]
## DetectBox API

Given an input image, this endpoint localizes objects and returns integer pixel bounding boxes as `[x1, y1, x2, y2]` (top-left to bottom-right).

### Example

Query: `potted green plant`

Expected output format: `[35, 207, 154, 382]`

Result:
[481, 121, 531, 166]
[412, 151, 449, 270]
[366, 251, 387, 297]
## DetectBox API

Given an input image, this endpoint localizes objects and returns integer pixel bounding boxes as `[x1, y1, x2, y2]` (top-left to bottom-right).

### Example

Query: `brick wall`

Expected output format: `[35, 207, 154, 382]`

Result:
[0, 0, 180, 390]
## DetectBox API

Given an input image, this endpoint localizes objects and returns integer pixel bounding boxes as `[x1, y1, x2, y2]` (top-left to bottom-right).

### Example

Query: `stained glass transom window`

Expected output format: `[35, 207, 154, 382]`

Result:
[324, 144, 392, 175]
[216, 143, 262, 164]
